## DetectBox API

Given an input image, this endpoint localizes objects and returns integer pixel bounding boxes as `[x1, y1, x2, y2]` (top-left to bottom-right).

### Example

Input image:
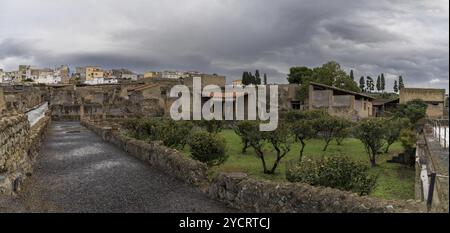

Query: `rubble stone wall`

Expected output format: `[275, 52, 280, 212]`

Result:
[0, 111, 51, 195]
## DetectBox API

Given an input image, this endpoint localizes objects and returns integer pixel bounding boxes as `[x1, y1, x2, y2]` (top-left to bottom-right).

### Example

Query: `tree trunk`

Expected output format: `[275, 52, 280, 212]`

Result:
[242, 140, 249, 153]
[256, 149, 269, 173]
[384, 143, 392, 153]
[370, 156, 377, 167]
[299, 139, 306, 162]
[323, 138, 332, 151]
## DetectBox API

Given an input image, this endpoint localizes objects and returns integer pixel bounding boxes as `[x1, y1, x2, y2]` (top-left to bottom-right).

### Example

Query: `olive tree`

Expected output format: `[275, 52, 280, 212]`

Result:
[315, 114, 350, 151]
[289, 111, 320, 161]
[234, 121, 255, 153]
[354, 118, 386, 167]
[244, 121, 292, 174]
[383, 117, 410, 153]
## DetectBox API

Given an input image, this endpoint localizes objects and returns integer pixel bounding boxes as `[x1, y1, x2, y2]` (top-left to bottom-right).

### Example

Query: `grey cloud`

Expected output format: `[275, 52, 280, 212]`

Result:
[0, 0, 447, 91]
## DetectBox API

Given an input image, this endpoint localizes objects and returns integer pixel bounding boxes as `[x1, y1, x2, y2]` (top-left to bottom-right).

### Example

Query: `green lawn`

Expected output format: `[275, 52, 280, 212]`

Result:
[204, 129, 415, 200]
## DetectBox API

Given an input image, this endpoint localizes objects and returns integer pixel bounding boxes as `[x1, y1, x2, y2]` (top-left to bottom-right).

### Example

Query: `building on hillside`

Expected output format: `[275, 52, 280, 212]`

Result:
[112, 68, 134, 79]
[85, 66, 104, 82]
[307, 82, 375, 120]
[400, 88, 446, 119]
[162, 71, 188, 79]
[143, 71, 161, 79]
[121, 73, 138, 81]
[372, 98, 400, 117]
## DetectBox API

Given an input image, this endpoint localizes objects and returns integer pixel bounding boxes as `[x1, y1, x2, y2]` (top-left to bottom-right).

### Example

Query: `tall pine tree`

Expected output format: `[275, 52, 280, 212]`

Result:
[398, 76, 404, 90]
[350, 70, 354, 81]
[376, 76, 381, 92]
[359, 76, 365, 91]
[263, 73, 267, 85]
[255, 70, 261, 85]
[381, 73, 385, 92]
[393, 80, 399, 93]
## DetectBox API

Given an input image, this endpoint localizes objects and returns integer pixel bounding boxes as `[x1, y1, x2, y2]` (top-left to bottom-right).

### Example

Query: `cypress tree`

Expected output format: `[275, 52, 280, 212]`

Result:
[399, 76, 404, 90]
[359, 76, 365, 91]
[393, 80, 398, 93]
[376, 76, 381, 92]
[263, 73, 267, 85]
[381, 73, 385, 92]
[350, 70, 354, 81]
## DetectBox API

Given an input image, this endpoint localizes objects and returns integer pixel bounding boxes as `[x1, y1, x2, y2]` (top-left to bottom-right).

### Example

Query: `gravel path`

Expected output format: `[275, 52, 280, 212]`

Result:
[3, 121, 234, 213]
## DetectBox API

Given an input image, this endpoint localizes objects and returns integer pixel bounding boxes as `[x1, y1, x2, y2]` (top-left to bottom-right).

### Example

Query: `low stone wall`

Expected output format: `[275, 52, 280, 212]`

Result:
[0, 111, 51, 195]
[209, 173, 423, 213]
[81, 118, 425, 213]
[80, 118, 209, 187]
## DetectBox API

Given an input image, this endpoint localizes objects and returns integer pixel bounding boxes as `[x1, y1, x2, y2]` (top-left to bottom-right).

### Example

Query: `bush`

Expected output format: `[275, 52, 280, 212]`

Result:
[197, 119, 224, 134]
[123, 118, 194, 149]
[188, 131, 227, 166]
[159, 120, 194, 149]
[286, 156, 377, 196]
[234, 121, 256, 153]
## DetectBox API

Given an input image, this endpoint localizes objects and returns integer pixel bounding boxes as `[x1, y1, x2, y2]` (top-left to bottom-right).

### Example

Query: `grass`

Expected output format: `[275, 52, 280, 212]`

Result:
[202, 129, 415, 200]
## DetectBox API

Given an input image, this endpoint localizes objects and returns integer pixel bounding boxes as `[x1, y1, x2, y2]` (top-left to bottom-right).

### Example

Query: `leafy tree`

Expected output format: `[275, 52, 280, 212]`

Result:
[290, 111, 321, 161]
[287, 66, 313, 84]
[393, 80, 399, 93]
[399, 75, 405, 90]
[335, 121, 353, 146]
[381, 73, 386, 91]
[245, 122, 292, 174]
[394, 99, 427, 125]
[315, 113, 349, 151]
[188, 131, 227, 166]
[354, 118, 386, 167]
[294, 61, 360, 101]
[359, 76, 365, 91]
[234, 121, 255, 153]
[383, 117, 410, 153]
[197, 119, 224, 134]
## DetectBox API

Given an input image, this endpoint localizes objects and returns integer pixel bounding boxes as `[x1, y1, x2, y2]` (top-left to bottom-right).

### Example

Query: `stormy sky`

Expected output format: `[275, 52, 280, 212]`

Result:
[0, 0, 448, 91]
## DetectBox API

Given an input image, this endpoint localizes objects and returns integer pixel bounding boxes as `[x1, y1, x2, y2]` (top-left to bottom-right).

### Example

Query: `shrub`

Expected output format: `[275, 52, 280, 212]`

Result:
[160, 120, 194, 149]
[234, 121, 255, 153]
[197, 119, 224, 134]
[286, 156, 377, 196]
[188, 131, 227, 166]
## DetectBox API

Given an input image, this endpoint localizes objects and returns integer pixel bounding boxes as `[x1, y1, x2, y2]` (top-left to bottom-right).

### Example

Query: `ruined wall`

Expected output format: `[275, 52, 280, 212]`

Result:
[400, 88, 445, 118]
[1, 85, 45, 112]
[0, 111, 51, 195]
[208, 173, 423, 213]
[400, 88, 446, 103]
[0, 87, 6, 114]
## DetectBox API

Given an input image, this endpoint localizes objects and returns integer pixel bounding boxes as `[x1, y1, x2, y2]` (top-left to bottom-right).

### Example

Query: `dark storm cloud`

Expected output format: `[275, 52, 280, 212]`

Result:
[0, 0, 448, 90]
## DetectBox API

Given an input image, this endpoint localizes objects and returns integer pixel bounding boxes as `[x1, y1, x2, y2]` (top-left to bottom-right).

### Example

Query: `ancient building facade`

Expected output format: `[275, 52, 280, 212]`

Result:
[400, 88, 446, 119]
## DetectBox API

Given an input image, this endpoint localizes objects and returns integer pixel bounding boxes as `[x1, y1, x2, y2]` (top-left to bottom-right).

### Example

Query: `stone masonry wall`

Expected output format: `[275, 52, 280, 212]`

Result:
[82, 118, 425, 213]
[0, 111, 51, 195]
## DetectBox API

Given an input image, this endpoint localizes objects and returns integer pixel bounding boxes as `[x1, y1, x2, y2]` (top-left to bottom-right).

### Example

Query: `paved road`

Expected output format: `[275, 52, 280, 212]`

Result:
[3, 122, 234, 213]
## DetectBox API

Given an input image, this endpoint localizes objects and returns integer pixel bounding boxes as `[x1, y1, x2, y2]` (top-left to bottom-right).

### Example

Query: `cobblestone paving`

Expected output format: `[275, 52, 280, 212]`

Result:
[1, 122, 234, 213]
